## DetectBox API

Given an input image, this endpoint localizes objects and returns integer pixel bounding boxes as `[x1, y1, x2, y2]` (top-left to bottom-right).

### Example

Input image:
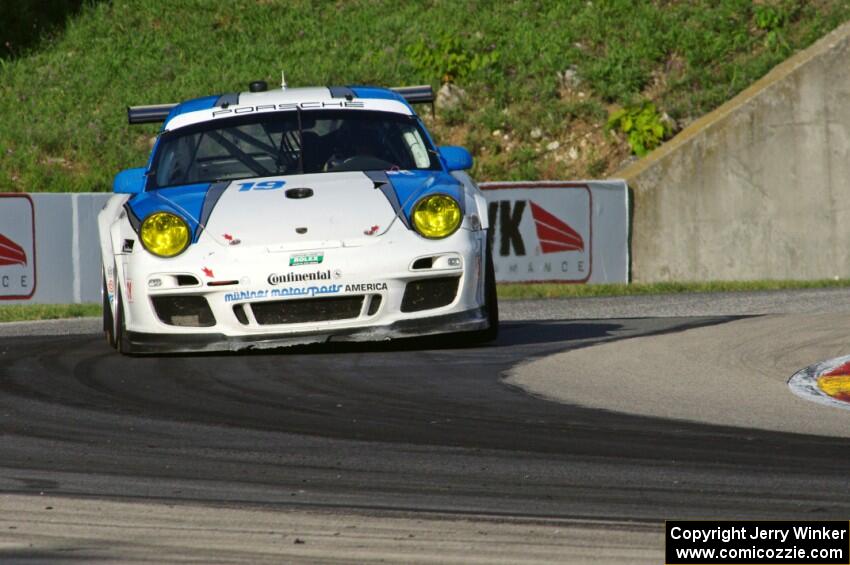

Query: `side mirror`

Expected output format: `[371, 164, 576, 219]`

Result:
[439, 146, 473, 171]
[113, 167, 146, 194]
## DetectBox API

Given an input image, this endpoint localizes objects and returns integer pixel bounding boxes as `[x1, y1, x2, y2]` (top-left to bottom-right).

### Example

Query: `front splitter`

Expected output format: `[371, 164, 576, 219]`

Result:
[124, 307, 489, 354]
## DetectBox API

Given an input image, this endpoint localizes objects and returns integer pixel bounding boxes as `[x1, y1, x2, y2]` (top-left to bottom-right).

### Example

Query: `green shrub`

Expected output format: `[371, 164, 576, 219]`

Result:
[607, 102, 672, 157]
[406, 35, 499, 84]
[754, 3, 795, 52]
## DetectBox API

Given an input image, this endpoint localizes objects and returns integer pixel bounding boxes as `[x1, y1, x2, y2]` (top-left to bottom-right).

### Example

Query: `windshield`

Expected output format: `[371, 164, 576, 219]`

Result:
[150, 109, 440, 188]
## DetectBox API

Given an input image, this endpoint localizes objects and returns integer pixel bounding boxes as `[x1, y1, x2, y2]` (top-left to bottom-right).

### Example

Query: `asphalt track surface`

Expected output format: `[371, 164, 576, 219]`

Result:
[3, 289, 850, 562]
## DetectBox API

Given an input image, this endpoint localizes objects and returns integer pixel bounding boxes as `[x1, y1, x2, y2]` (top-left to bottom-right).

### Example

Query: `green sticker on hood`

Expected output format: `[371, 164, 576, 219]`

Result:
[290, 253, 324, 266]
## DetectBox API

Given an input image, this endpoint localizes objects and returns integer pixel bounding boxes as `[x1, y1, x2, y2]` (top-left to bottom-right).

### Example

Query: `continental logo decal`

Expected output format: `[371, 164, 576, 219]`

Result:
[268, 269, 332, 285]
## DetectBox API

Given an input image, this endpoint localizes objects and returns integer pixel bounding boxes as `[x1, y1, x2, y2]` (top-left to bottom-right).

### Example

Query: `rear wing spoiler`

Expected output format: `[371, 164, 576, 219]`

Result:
[390, 85, 434, 104]
[127, 103, 179, 125]
[127, 84, 435, 125]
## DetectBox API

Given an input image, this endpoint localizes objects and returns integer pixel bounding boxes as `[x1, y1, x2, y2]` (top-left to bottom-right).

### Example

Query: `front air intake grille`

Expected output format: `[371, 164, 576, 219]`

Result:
[401, 277, 460, 313]
[176, 274, 200, 286]
[411, 257, 433, 270]
[233, 304, 249, 325]
[250, 295, 364, 325]
[366, 294, 382, 316]
[151, 295, 216, 327]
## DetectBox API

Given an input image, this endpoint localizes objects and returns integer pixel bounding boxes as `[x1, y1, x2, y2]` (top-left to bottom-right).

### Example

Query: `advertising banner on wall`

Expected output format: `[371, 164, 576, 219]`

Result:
[0, 194, 36, 300]
[480, 181, 629, 284]
[0, 193, 112, 304]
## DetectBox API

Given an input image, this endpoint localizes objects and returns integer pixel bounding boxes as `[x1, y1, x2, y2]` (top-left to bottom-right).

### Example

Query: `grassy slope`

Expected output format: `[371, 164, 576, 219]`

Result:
[497, 278, 850, 299]
[0, 303, 101, 322]
[1, 0, 848, 192]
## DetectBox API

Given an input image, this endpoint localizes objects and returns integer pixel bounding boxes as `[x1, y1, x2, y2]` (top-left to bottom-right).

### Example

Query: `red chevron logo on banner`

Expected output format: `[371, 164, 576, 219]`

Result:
[529, 201, 584, 254]
[0, 233, 27, 267]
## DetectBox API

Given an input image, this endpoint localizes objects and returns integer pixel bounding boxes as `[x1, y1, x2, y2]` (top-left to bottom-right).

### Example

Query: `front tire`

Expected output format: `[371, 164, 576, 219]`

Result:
[462, 241, 499, 344]
[114, 288, 133, 355]
[103, 273, 116, 349]
[480, 241, 499, 341]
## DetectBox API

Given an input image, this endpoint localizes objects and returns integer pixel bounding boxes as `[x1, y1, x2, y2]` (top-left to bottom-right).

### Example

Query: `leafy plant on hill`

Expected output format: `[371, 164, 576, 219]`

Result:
[607, 102, 672, 157]
[754, 2, 795, 52]
[406, 35, 499, 84]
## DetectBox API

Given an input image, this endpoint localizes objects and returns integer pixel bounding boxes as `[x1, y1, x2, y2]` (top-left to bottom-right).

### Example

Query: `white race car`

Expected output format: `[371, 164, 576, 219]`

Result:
[98, 82, 498, 354]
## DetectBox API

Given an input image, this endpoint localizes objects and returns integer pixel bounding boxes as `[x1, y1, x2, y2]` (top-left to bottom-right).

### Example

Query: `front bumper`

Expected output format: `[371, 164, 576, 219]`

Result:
[126, 306, 488, 354]
[115, 222, 488, 352]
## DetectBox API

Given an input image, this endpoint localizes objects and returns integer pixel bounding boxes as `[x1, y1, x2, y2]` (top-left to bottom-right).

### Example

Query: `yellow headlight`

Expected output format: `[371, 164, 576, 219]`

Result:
[412, 194, 462, 239]
[140, 212, 190, 257]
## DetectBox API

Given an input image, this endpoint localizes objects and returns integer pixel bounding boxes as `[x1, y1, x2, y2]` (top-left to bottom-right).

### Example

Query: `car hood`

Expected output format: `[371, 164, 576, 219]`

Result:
[127, 169, 465, 251]
[202, 171, 401, 250]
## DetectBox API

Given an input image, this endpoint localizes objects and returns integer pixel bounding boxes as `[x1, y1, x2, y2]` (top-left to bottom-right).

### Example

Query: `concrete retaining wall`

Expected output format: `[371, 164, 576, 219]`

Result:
[619, 20, 850, 282]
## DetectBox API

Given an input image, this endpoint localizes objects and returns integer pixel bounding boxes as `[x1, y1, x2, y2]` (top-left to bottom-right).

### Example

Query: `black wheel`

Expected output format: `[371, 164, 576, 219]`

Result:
[114, 288, 133, 355]
[462, 240, 499, 344]
[103, 273, 116, 349]
[479, 240, 499, 341]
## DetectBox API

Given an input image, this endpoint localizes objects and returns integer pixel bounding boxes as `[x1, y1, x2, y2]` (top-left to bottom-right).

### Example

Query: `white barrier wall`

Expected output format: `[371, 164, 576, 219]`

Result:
[0, 181, 629, 304]
[480, 181, 629, 284]
[0, 193, 111, 304]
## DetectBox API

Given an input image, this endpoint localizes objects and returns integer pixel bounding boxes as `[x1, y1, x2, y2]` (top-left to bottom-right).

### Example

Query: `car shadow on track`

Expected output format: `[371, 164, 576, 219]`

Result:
[146, 320, 625, 358]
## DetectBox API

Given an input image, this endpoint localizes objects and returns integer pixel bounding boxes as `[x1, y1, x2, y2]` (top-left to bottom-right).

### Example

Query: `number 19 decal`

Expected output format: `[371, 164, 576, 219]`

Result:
[237, 180, 286, 191]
